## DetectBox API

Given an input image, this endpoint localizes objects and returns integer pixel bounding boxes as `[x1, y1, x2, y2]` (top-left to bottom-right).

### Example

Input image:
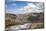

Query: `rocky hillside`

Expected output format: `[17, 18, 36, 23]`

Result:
[5, 12, 44, 28]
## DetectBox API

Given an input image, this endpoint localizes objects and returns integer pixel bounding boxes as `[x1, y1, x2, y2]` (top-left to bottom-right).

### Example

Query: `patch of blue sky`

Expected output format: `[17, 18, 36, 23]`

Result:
[6, 3, 16, 10]
[6, 1, 27, 10]
[16, 1, 27, 7]
[5, 1, 37, 14]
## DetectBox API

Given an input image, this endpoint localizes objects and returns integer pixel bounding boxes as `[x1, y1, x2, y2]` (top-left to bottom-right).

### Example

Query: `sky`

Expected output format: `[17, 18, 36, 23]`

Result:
[5, 0, 44, 14]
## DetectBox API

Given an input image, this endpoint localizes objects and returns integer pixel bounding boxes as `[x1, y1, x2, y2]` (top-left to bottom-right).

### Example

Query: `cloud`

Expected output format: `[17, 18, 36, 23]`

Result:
[16, 8, 24, 10]
[6, 2, 43, 14]
[28, 3, 36, 8]
[23, 3, 43, 13]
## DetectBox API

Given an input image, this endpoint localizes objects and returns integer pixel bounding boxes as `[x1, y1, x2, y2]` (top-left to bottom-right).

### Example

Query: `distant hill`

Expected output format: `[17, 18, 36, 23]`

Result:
[5, 12, 44, 28]
[5, 12, 44, 23]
